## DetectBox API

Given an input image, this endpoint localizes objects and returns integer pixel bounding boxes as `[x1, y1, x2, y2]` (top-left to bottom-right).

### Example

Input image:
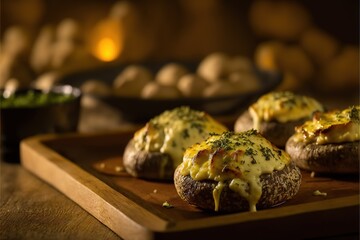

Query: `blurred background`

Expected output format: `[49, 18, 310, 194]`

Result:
[1, 0, 359, 101]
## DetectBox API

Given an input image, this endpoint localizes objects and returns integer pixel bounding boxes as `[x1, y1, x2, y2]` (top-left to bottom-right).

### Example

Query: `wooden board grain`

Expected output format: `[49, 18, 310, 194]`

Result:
[20, 130, 359, 240]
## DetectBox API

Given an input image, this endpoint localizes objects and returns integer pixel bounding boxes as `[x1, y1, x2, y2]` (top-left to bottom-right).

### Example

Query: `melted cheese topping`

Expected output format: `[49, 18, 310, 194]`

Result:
[249, 91, 324, 130]
[179, 130, 290, 212]
[293, 106, 360, 144]
[133, 107, 228, 169]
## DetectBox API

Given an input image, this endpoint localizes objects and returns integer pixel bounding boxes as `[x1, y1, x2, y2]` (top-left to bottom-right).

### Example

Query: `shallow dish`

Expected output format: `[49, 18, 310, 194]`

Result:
[58, 62, 282, 122]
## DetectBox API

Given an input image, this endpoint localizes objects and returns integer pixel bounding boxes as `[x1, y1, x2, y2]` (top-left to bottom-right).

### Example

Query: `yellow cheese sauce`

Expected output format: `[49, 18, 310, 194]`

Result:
[133, 106, 228, 168]
[178, 130, 290, 212]
[293, 105, 360, 144]
[249, 91, 324, 130]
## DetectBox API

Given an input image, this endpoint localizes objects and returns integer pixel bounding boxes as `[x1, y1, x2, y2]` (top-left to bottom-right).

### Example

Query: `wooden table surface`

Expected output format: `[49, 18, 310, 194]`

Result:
[1, 94, 359, 240]
[0, 161, 122, 240]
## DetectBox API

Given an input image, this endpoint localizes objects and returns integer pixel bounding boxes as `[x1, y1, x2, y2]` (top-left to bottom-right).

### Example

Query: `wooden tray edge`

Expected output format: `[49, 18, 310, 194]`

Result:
[19, 132, 360, 239]
[20, 134, 170, 240]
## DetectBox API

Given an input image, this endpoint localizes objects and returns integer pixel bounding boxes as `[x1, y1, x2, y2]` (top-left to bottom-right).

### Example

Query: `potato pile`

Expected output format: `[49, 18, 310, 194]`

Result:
[249, 0, 359, 92]
[81, 52, 261, 99]
[0, 19, 91, 92]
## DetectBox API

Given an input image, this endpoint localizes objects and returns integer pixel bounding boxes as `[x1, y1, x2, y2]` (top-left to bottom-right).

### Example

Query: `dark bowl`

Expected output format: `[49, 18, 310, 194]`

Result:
[0, 85, 82, 162]
[59, 62, 282, 122]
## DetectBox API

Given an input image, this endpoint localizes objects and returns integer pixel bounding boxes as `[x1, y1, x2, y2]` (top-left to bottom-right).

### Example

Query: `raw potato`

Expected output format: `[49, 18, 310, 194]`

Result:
[177, 73, 208, 97]
[0, 26, 33, 87]
[319, 46, 359, 91]
[33, 71, 60, 90]
[109, 52, 261, 99]
[3, 78, 21, 95]
[286, 136, 359, 174]
[203, 81, 236, 97]
[50, 40, 76, 69]
[300, 27, 339, 66]
[229, 71, 260, 93]
[228, 56, 254, 73]
[1, 26, 30, 57]
[197, 52, 230, 82]
[249, 0, 311, 40]
[141, 81, 181, 99]
[279, 46, 314, 82]
[254, 41, 314, 90]
[113, 65, 153, 97]
[30, 25, 54, 73]
[174, 161, 301, 212]
[254, 41, 285, 71]
[155, 63, 188, 87]
[56, 18, 80, 41]
[51, 18, 81, 69]
[80, 79, 112, 96]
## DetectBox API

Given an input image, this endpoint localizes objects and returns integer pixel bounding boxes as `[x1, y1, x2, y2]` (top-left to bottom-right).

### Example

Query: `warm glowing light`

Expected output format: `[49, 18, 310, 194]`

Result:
[96, 37, 119, 62]
[89, 19, 124, 62]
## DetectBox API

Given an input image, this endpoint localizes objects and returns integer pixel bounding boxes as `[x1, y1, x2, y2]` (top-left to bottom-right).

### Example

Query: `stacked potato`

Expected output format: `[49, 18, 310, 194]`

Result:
[81, 52, 261, 99]
[0, 19, 91, 92]
[249, 0, 359, 92]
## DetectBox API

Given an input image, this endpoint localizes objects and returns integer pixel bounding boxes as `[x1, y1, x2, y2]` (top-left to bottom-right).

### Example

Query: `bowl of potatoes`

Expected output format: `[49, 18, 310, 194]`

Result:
[59, 52, 282, 122]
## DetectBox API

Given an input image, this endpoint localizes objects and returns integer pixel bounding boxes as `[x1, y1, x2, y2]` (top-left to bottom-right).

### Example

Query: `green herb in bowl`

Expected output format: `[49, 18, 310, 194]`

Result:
[0, 90, 76, 108]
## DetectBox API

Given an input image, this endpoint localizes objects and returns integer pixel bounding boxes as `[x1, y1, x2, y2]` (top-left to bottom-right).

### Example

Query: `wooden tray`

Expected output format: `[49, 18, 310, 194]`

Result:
[20, 130, 359, 240]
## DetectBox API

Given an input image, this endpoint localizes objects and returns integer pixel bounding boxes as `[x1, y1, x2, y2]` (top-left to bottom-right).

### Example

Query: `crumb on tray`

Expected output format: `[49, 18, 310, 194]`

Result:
[114, 166, 123, 172]
[162, 201, 174, 208]
[313, 190, 327, 196]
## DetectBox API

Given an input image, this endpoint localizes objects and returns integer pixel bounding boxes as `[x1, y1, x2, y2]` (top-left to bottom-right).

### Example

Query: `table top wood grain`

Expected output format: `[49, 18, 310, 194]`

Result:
[0, 161, 122, 240]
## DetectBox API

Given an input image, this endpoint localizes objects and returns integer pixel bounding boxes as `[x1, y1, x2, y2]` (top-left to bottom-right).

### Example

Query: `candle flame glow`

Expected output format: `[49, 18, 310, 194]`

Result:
[96, 37, 119, 62]
[89, 19, 123, 62]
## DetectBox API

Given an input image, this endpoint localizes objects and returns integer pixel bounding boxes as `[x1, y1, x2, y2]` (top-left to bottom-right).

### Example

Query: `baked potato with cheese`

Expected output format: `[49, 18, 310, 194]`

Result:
[286, 106, 360, 174]
[174, 130, 302, 212]
[123, 106, 228, 180]
[234, 91, 324, 148]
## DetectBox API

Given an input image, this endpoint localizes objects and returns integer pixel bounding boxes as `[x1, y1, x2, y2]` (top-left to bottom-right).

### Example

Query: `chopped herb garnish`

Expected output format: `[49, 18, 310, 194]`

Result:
[349, 106, 360, 122]
[182, 129, 190, 138]
[259, 145, 274, 161]
[209, 132, 220, 136]
[211, 138, 232, 151]
[209, 132, 234, 151]
[244, 129, 258, 136]
[245, 148, 257, 156]
[190, 122, 204, 134]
